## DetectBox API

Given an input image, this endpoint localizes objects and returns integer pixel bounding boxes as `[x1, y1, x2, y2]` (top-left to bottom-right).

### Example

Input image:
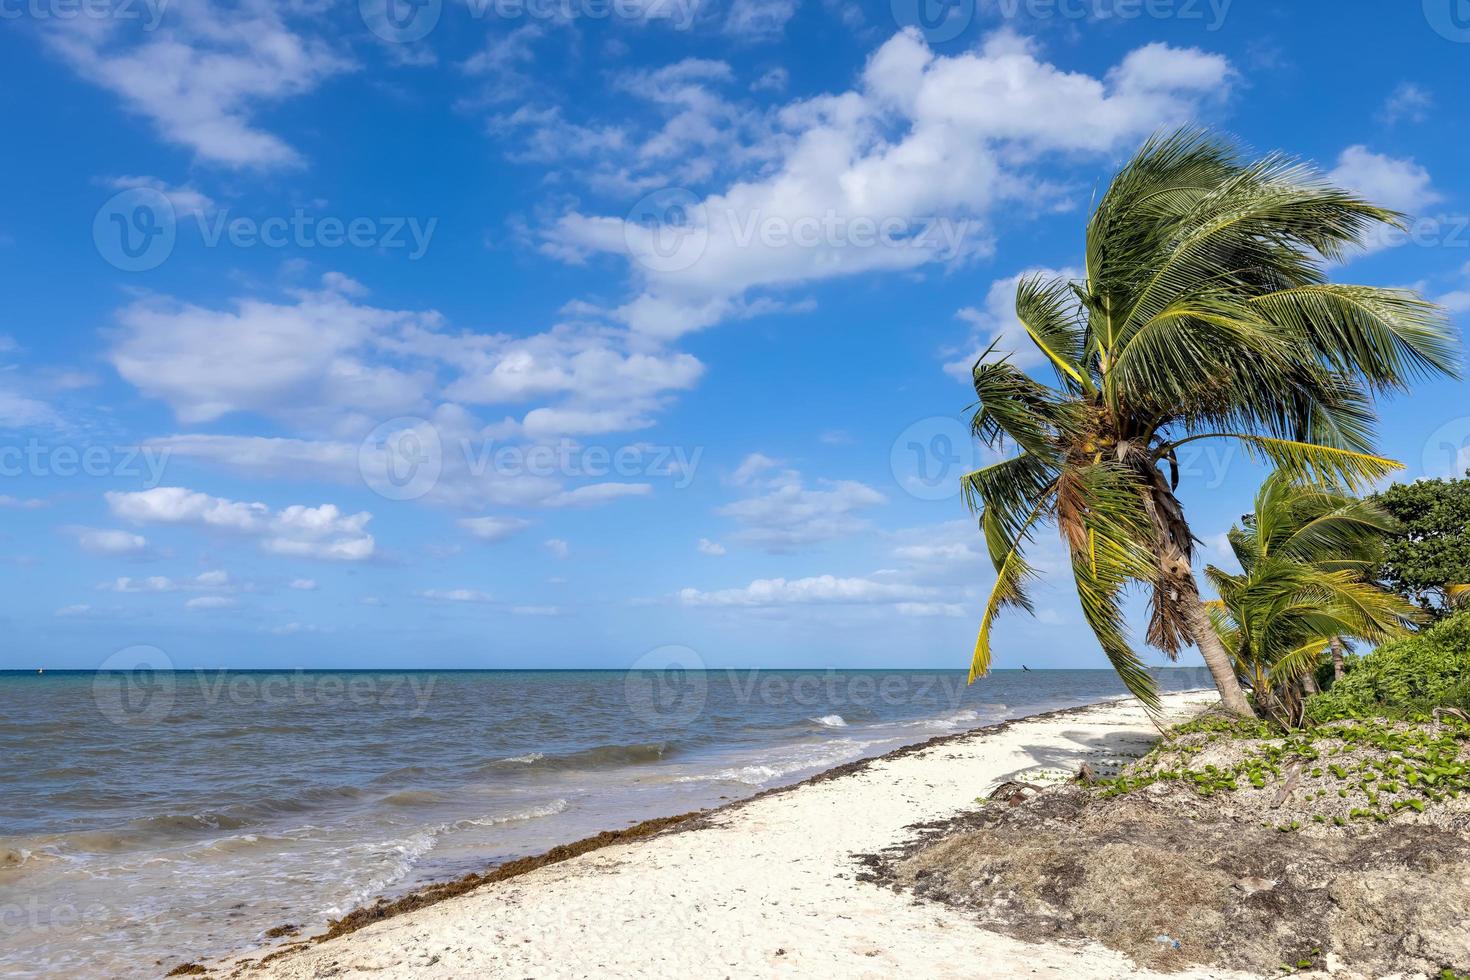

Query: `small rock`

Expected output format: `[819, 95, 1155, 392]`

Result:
[1234, 876, 1277, 896]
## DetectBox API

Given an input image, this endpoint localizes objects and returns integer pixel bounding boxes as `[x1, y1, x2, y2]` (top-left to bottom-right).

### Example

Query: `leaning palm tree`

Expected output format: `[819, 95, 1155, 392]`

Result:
[1204, 473, 1421, 725]
[962, 129, 1458, 716]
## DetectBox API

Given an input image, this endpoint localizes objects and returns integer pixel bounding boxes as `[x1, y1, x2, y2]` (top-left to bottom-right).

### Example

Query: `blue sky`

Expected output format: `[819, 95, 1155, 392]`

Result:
[2, 0, 1468, 671]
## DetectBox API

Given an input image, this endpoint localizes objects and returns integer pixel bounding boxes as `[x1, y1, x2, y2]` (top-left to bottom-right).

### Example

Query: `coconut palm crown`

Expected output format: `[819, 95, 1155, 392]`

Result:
[961, 128, 1459, 716]
[1205, 473, 1422, 725]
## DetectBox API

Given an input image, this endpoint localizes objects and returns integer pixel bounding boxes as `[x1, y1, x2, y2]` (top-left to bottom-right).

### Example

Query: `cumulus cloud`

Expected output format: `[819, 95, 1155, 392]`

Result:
[100, 570, 245, 593]
[458, 516, 531, 542]
[697, 537, 727, 555]
[1379, 83, 1433, 125]
[1328, 145, 1440, 215]
[42, 1, 351, 167]
[103, 175, 214, 216]
[943, 266, 1080, 381]
[543, 30, 1231, 339]
[678, 574, 939, 607]
[186, 595, 237, 611]
[106, 487, 375, 562]
[66, 526, 152, 557]
[717, 454, 886, 552]
[109, 277, 437, 429]
[0, 495, 47, 510]
[417, 588, 496, 603]
[115, 277, 703, 511]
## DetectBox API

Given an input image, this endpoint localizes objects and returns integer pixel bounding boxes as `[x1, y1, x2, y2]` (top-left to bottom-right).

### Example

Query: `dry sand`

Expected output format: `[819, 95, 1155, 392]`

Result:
[203, 691, 1248, 980]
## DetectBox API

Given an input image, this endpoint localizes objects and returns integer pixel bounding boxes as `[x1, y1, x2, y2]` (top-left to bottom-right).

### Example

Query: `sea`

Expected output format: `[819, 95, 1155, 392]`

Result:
[0, 667, 1210, 978]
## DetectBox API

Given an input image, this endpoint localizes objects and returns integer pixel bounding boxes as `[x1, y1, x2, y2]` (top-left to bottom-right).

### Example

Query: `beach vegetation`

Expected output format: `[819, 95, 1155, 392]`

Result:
[1203, 472, 1422, 726]
[1371, 472, 1470, 618]
[959, 128, 1458, 717]
[1306, 609, 1470, 721]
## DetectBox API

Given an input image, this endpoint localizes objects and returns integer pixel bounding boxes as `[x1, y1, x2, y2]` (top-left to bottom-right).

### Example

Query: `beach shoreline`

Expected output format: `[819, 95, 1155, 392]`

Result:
[191, 689, 1239, 980]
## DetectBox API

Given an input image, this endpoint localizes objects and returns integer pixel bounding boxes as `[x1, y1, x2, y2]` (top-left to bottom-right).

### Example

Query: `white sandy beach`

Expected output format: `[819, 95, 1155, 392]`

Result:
[205, 691, 1247, 980]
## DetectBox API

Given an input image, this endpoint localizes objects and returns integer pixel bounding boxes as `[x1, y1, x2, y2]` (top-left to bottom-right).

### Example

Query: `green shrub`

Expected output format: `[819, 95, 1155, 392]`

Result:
[1307, 611, 1470, 721]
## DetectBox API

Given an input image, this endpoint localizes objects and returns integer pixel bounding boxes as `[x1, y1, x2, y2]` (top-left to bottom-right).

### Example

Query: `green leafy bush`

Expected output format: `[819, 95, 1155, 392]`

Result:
[1307, 611, 1470, 721]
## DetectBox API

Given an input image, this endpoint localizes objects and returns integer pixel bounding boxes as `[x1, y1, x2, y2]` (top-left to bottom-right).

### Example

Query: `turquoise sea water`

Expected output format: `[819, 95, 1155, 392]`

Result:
[0, 667, 1209, 977]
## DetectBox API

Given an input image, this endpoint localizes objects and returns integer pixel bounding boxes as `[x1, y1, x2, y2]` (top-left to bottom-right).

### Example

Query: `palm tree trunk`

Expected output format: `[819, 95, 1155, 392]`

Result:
[1180, 585, 1255, 718]
[1185, 601, 1255, 717]
[1330, 636, 1345, 683]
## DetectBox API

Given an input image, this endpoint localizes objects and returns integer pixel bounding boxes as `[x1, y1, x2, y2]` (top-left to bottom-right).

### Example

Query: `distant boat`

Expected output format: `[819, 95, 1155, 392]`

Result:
[36, 668, 44, 674]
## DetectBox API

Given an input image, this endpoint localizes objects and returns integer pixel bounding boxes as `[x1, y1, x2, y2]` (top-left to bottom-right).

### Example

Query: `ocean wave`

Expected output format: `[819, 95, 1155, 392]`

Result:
[323, 830, 440, 920]
[450, 798, 569, 831]
[477, 742, 677, 775]
[689, 738, 878, 787]
[809, 714, 847, 728]
[379, 789, 450, 808]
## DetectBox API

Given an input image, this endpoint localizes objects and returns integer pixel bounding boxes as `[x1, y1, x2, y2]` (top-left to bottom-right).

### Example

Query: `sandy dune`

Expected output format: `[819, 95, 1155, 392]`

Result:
[207, 691, 1249, 979]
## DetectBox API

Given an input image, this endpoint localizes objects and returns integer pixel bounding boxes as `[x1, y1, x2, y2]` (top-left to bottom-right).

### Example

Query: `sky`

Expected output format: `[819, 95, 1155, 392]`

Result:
[2, 0, 1469, 671]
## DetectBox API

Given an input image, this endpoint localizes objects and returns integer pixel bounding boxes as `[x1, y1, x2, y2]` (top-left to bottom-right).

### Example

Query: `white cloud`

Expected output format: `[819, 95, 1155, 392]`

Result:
[43, 2, 352, 167]
[545, 483, 653, 507]
[544, 538, 571, 559]
[0, 495, 47, 510]
[185, 596, 237, 611]
[289, 578, 318, 591]
[697, 537, 727, 555]
[1328, 145, 1440, 215]
[678, 574, 938, 607]
[109, 277, 437, 428]
[55, 604, 95, 618]
[101, 570, 242, 594]
[717, 456, 886, 552]
[104, 175, 213, 216]
[418, 588, 497, 603]
[67, 526, 151, 557]
[724, 0, 798, 40]
[511, 605, 564, 616]
[751, 67, 789, 93]
[107, 487, 375, 562]
[543, 30, 1231, 339]
[0, 388, 59, 429]
[117, 277, 704, 508]
[943, 266, 1079, 382]
[1379, 82, 1433, 125]
[458, 516, 531, 542]
[267, 622, 327, 635]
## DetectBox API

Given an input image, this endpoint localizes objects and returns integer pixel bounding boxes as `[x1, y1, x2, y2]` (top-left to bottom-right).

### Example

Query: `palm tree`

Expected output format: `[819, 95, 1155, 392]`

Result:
[1203, 473, 1421, 725]
[962, 129, 1458, 717]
